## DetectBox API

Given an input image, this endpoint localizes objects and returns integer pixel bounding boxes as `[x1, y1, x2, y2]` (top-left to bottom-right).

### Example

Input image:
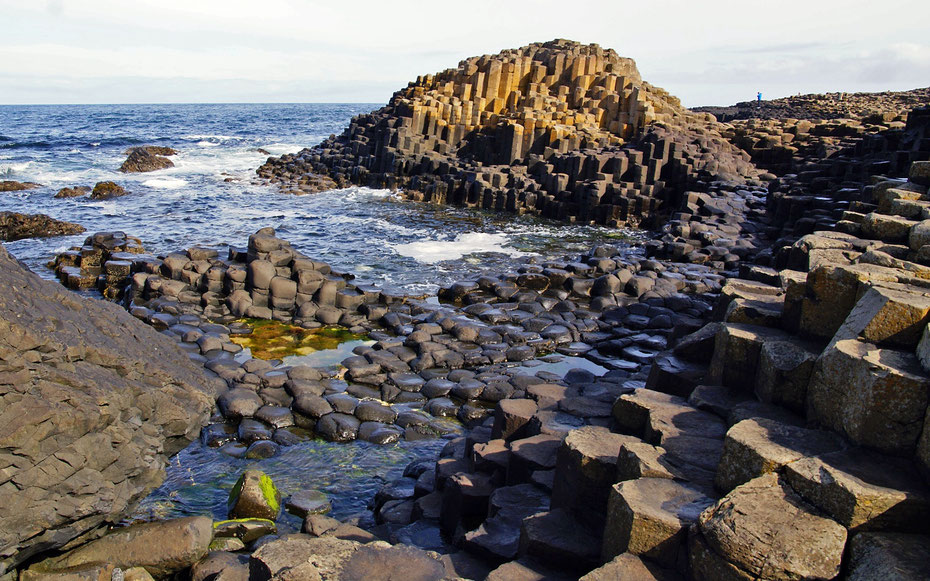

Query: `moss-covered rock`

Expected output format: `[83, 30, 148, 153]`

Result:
[227, 470, 282, 521]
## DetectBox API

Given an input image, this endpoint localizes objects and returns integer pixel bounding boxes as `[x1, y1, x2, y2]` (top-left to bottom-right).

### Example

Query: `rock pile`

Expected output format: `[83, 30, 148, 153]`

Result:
[0, 244, 215, 575]
[0, 180, 40, 192]
[0, 211, 84, 241]
[51, 231, 148, 299]
[257, 39, 760, 228]
[120, 146, 177, 173]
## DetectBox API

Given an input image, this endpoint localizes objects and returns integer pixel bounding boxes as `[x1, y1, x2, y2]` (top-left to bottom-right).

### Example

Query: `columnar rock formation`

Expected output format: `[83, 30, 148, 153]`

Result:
[0, 245, 216, 574]
[258, 40, 760, 228]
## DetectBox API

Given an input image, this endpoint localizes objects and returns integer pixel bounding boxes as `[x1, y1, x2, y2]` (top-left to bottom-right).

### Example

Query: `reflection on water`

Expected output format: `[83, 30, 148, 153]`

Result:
[506, 354, 609, 377]
[130, 437, 447, 529]
[229, 319, 371, 362]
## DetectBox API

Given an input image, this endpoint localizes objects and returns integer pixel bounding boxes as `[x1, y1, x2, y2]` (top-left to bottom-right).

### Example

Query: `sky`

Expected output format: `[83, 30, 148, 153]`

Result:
[0, 0, 928, 107]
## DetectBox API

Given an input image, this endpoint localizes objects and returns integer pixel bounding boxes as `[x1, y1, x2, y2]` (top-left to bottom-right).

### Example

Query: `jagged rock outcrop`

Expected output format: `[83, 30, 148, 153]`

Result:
[0, 181, 41, 192]
[120, 146, 177, 173]
[258, 39, 760, 228]
[0, 244, 215, 574]
[90, 181, 129, 200]
[0, 212, 84, 241]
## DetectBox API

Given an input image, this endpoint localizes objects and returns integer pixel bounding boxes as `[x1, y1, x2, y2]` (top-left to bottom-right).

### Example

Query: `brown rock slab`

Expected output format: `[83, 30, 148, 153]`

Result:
[784, 448, 930, 532]
[550, 426, 640, 529]
[37, 517, 212, 578]
[602, 478, 714, 569]
[753, 338, 820, 414]
[698, 473, 847, 581]
[714, 418, 845, 493]
[581, 553, 683, 581]
[807, 338, 930, 453]
[492, 398, 538, 441]
[708, 323, 792, 389]
[518, 509, 600, 573]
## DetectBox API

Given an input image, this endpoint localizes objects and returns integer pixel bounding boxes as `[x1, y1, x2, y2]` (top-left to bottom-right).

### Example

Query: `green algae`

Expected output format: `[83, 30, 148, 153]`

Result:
[229, 318, 368, 360]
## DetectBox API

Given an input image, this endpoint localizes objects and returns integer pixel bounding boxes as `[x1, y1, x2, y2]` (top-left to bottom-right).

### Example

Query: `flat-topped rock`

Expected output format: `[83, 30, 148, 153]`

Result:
[807, 338, 930, 454]
[603, 478, 714, 570]
[581, 553, 683, 581]
[784, 448, 930, 532]
[551, 426, 640, 529]
[696, 473, 846, 581]
[518, 509, 600, 573]
[708, 323, 792, 389]
[715, 418, 846, 492]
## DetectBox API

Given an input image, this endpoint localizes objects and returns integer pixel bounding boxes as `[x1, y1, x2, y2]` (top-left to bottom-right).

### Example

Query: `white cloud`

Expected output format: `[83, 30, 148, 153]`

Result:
[0, 0, 928, 104]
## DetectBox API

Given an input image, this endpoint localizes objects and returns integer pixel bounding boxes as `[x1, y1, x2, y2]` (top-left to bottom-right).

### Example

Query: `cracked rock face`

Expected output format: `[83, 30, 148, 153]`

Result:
[0, 244, 215, 574]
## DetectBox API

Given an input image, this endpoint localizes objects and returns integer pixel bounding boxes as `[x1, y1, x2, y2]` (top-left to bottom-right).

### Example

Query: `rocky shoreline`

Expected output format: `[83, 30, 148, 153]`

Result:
[2, 39, 930, 581]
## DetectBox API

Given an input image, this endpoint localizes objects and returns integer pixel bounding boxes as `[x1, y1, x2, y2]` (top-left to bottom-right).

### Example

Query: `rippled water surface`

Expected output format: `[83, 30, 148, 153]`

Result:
[0, 103, 637, 295]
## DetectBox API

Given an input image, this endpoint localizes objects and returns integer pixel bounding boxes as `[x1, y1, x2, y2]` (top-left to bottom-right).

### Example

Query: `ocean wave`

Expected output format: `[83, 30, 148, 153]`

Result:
[0, 161, 34, 176]
[391, 232, 532, 264]
[141, 177, 188, 189]
[0, 141, 52, 150]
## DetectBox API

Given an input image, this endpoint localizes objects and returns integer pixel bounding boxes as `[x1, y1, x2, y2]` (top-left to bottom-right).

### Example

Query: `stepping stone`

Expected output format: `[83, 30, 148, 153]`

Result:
[464, 484, 549, 562]
[581, 553, 683, 581]
[807, 338, 930, 453]
[492, 399, 538, 441]
[615, 441, 715, 492]
[285, 489, 331, 517]
[835, 285, 930, 347]
[518, 509, 600, 573]
[472, 439, 510, 474]
[715, 418, 846, 493]
[602, 478, 714, 569]
[507, 434, 562, 485]
[485, 557, 575, 581]
[847, 532, 930, 581]
[687, 385, 751, 419]
[551, 426, 640, 529]
[784, 448, 930, 532]
[708, 323, 791, 390]
[754, 338, 820, 414]
[440, 471, 495, 534]
[696, 473, 846, 581]
[612, 388, 686, 437]
[644, 353, 707, 398]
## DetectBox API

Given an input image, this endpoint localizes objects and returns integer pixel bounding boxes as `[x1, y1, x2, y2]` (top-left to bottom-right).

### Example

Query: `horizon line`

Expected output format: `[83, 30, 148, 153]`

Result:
[0, 101, 385, 107]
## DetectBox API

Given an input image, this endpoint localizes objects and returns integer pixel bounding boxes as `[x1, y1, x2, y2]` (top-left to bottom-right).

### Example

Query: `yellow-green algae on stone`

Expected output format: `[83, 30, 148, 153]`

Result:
[227, 470, 282, 521]
[228, 318, 367, 360]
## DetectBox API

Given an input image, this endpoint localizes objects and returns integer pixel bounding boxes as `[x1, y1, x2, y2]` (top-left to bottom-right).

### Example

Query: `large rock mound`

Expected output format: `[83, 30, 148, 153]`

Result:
[0, 244, 215, 574]
[258, 39, 759, 228]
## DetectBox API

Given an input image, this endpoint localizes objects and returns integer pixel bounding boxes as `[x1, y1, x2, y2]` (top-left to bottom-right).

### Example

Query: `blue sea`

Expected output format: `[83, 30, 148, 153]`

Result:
[0, 103, 623, 295]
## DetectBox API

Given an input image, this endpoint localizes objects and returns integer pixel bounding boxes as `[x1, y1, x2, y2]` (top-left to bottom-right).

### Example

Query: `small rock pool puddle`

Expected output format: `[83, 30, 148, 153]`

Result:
[228, 319, 373, 368]
[134, 316, 606, 527]
[130, 436, 447, 530]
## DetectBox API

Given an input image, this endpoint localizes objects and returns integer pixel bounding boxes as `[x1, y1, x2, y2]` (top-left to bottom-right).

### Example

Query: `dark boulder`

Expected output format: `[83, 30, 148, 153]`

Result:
[120, 146, 176, 173]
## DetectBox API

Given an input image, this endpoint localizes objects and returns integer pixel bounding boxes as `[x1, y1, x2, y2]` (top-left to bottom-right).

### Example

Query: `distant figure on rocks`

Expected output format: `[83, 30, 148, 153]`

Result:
[757, 91, 762, 102]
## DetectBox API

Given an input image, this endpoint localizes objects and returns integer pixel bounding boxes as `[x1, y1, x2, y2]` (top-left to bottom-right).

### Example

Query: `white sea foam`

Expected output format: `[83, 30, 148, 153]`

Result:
[392, 232, 531, 264]
[260, 143, 306, 156]
[142, 177, 188, 189]
[197, 141, 220, 148]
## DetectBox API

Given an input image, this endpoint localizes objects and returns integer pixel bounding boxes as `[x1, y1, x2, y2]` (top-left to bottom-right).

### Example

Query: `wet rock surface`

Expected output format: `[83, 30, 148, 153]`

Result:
[120, 146, 177, 173]
[0, 211, 84, 241]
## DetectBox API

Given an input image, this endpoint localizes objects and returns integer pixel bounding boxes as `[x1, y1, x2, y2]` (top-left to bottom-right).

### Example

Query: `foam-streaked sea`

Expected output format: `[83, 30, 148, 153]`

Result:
[0, 103, 636, 295]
